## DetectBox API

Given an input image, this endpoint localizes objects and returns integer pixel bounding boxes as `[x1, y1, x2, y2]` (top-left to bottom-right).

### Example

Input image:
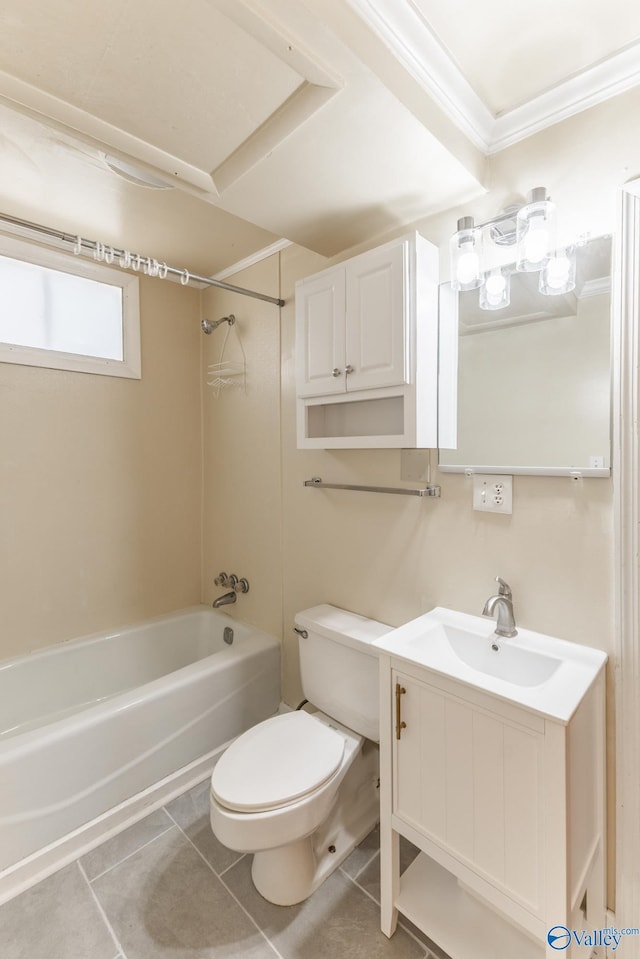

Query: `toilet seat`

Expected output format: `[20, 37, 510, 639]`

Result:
[211, 711, 345, 813]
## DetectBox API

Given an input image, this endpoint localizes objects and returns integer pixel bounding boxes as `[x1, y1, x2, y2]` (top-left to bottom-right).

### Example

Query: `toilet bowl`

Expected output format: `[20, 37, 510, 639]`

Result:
[210, 709, 379, 905]
[209, 604, 391, 906]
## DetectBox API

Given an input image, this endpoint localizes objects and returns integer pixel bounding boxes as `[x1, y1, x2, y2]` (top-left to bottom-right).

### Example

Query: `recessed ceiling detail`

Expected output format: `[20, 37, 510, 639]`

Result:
[344, 0, 640, 152]
[0, 0, 343, 198]
[0, 0, 635, 265]
[0, 0, 484, 257]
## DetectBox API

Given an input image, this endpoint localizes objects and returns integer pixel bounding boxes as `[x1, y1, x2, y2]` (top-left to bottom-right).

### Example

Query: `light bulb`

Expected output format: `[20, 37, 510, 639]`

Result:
[539, 246, 576, 295]
[523, 219, 550, 265]
[484, 273, 507, 303]
[516, 189, 556, 273]
[545, 255, 571, 289]
[450, 218, 483, 291]
[457, 250, 480, 286]
[479, 269, 510, 311]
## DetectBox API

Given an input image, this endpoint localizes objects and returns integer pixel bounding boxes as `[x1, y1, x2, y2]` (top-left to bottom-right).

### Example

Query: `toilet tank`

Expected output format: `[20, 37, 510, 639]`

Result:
[294, 605, 392, 742]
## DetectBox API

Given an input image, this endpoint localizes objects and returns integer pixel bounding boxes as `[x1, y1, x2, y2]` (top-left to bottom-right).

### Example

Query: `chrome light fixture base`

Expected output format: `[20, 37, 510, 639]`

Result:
[488, 206, 520, 247]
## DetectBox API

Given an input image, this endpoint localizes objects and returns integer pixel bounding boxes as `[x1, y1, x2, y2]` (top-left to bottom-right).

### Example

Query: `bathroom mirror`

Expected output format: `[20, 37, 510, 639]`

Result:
[438, 235, 612, 476]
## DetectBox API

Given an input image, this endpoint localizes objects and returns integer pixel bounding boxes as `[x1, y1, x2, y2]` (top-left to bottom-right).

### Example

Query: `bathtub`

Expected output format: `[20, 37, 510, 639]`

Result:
[0, 606, 280, 902]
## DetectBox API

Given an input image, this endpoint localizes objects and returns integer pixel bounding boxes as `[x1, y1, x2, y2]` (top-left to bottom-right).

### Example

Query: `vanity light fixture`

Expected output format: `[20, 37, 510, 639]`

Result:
[451, 187, 568, 310]
[479, 267, 511, 311]
[515, 187, 556, 272]
[449, 215, 483, 292]
[539, 245, 577, 295]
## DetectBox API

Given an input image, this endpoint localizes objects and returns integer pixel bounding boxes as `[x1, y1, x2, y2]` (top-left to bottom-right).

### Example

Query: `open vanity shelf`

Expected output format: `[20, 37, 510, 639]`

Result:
[396, 853, 543, 959]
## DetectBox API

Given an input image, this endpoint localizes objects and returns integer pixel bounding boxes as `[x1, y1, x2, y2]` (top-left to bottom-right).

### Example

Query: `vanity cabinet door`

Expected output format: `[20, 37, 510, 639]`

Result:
[392, 670, 544, 918]
[345, 240, 408, 392]
[295, 267, 346, 397]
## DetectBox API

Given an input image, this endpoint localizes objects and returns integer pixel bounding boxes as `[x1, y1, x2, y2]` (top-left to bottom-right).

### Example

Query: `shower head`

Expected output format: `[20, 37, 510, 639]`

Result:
[201, 314, 235, 334]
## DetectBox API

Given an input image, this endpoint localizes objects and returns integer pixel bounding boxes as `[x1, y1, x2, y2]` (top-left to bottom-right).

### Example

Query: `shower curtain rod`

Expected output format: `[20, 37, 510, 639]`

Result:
[0, 212, 286, 307]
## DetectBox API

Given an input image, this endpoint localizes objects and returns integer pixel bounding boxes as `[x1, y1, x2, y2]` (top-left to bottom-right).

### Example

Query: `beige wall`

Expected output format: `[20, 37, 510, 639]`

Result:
[278, 247, 614, 696]
[201, 258, 283, 639]
[200, 241, 613, 691]
[200, 93, 631, 904]
[0, 273, 202, 660]
[202, 240, 615, 906]
[2, 84, 630, 907]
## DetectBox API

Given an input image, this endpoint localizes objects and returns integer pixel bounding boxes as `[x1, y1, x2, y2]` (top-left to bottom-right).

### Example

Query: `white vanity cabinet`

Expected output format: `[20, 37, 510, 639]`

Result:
[295, 232, 454, 449]
[376, 610, 607, 959]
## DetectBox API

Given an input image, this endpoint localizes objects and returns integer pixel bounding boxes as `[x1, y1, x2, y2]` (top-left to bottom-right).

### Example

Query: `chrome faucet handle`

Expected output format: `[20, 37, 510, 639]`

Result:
[228, 574, 239, 588]
[495, 576, 512, 599]
[214, 572, 228, 586]
[234, 578, 249, 594]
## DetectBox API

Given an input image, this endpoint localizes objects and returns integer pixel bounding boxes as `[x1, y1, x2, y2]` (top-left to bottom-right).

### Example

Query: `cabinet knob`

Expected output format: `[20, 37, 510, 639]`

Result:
[344, 364, 354, 375]
[332, 368, 342, 377]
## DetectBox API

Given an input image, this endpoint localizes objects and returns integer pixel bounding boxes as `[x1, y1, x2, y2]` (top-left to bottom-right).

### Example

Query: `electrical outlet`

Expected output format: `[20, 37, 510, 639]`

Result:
[472, 474, 513, 514]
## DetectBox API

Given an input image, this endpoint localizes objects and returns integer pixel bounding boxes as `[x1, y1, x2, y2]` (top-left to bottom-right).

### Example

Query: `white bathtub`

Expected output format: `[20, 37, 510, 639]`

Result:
[0, 606, 280, 901]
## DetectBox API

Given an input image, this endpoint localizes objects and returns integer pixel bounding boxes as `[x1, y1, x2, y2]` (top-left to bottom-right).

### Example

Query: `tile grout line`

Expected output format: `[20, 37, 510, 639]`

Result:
[85, 823, 177, 884]
[218, 852, 247, 877]
[76, 861, 129, 959]
[163, 808, 287, 959]
[340, 869, 432, 959]
[337, 843, 381, 883]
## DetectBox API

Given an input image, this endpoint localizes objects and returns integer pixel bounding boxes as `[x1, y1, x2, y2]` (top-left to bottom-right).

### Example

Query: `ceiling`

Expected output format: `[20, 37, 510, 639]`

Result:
[0, 0, 637, 274]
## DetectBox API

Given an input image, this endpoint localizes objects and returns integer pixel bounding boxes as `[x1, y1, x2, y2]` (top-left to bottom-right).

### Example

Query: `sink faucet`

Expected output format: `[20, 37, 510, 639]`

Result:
[482, 576, 518, 638]
[213, 591, 237, 608]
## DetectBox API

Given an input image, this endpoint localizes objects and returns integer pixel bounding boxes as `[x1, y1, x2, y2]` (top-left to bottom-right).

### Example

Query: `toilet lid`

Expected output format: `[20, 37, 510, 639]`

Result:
[211, 711, 345, 812]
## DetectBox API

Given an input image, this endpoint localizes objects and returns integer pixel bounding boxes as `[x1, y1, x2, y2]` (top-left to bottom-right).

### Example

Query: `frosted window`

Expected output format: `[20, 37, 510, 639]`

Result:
[0, 255, 123, 360]
[0, 235, 140, 379]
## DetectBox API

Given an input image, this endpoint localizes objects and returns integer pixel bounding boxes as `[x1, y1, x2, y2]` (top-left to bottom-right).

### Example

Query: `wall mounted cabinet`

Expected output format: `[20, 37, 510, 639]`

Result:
[295, 233, 456, 449]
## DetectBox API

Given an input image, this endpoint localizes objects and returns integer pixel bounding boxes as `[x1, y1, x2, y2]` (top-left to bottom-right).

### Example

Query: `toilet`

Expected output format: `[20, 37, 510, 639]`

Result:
[209, 604, 392, 906]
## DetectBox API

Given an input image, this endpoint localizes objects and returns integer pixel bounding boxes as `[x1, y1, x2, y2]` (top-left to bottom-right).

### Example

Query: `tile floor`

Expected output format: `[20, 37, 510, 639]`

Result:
[0, 778, 451, 959]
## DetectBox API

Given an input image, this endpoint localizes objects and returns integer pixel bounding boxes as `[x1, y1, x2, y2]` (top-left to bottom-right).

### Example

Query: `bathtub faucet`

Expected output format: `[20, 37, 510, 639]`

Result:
[213, 591, 236, 608]
[212, 572, 250, 608]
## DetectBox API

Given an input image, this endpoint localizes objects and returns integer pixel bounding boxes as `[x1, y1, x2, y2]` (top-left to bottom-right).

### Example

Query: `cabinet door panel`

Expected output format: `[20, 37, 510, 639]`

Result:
[394, 674, 447, 835]
[504, 724, 542, 911]
[345, 242, 407, 391]
[295, 269, 346, 397]
[392, 671, 543, 915]
[472, 711, 506, 881]
[444, 698, 475, 860]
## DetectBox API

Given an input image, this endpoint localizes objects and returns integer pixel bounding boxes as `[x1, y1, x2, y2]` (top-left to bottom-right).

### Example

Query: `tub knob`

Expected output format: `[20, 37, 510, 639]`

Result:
[214, 572, 229, 586]
[234, 578, 250, 594]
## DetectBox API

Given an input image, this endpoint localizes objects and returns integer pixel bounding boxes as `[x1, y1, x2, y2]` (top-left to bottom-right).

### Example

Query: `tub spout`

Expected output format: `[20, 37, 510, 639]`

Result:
[213, 591, 237, 608]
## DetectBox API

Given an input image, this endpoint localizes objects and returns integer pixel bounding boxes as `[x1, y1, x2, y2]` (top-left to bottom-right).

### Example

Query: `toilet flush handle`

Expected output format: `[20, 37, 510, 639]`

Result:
[294, 626, 308, 639]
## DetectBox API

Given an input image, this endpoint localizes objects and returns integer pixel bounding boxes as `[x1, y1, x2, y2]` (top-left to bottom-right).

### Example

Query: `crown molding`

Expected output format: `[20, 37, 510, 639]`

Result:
[345, 0, 640, 155]
[212, 238, 292, 280]
[344, 0, 493, 151]
[579, 276, 611, 299]
[489, 43, 640, 153]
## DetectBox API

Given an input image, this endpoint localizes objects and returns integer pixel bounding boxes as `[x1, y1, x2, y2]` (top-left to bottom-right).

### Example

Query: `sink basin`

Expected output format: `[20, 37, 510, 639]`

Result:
[410, 623, 562, 687]
[374, 607, 607, 722]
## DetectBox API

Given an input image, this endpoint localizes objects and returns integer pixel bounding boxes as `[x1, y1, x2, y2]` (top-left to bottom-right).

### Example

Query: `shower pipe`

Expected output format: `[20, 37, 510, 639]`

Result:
[0, 212, 286, 307]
